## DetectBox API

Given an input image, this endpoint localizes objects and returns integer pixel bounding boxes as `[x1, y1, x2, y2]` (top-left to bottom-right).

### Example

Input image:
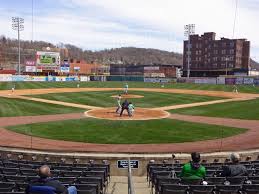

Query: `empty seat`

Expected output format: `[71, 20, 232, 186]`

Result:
[74, 184, 99, 194]
[242, 184, 259, 194]
[77, 189, 97, 194]
[55, 177, 76, 184]
[189, 185, 215, 194]
[161, 184, 189, 194]
[20, 169, 38, 176]
[0, 182, 15, 192]
[61, 170, 82, 177]
[216, 185, 241, 194]
[5, 175, 27, 183]
[155, 177, 180, 193]
[206, 177, 226, 185]
[226, 176, 247, 185]
[2, 168, 19, 175]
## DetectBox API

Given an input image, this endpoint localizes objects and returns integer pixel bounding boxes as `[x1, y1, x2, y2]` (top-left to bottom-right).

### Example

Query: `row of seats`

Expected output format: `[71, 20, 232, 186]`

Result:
[160, 184, 259, 194]
[147, 160, 259, 194]
[0, 158, 111, 194]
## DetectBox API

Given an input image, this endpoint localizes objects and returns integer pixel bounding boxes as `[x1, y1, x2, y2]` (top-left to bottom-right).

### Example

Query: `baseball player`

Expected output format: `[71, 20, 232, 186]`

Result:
[11, 84, 15, 93]
[233, 85, 238, 94]
[115, 94, 122, 113]
[128, 102, 135, 117]
[124, 83, 129, 95]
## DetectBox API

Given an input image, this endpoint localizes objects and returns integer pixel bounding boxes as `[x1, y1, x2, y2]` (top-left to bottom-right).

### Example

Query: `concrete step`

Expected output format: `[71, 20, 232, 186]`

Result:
[106, 176, 150, 194]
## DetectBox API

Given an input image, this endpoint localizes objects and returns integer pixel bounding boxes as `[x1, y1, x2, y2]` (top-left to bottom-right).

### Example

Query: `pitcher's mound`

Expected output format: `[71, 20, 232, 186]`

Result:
[85, 107, 169, 120]
[111, 94, 144, 99]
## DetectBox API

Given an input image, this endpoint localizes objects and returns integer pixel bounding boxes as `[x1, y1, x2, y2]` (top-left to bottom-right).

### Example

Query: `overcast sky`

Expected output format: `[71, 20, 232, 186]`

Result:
[0, 0, 258, 60]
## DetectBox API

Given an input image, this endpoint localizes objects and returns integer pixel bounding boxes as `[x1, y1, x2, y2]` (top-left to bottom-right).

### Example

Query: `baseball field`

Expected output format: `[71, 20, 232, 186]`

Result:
[0, 81, 259, 153]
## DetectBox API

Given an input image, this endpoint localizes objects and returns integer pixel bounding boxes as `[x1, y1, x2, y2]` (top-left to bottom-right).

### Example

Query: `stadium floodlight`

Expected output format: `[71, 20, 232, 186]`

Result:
[12, 17, 24, 75]
[184, 24, 195, 78]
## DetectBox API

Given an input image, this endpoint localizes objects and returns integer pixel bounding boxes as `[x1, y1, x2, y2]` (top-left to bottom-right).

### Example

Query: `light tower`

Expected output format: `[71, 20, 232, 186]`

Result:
[12, 17, 24, 75]
[184, 24, 195, 78]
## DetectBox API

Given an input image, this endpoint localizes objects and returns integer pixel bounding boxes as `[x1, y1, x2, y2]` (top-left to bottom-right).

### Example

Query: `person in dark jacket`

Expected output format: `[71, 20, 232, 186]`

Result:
[120, 99, 130, 117]
[180, 152, 206, 183]
[26, 165, 77, 194]
[221, 153, 248, 177]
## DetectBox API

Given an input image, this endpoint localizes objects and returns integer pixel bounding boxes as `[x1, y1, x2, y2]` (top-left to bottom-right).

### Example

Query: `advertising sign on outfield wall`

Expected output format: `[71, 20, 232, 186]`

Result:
[243, 78, 254, 84]
[235, 77, 244, 85]
[225, 78, 236, 85]
[254, 78, 259, 85]
[80, 76, 90, 82]
[25, 66, 37, 72]
[217, 77, 225, 84]
[144, 78, 172, 83]
[0, 75, 12, 82]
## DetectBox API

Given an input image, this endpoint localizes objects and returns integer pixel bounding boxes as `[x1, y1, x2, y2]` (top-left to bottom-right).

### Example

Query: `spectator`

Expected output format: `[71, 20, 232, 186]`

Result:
[221, 153, 248, 177]
[26, 165, 77, 194]
[180, 152, 206, 183]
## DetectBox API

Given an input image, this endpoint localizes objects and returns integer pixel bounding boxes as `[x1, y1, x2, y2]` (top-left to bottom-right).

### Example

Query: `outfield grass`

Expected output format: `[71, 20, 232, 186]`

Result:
[170, 98, 259, 120]
[7, 118, 246, 144]
[0, 97, 84, 117]
[30, 91, 222, 108]
[1, 81, 259, 93]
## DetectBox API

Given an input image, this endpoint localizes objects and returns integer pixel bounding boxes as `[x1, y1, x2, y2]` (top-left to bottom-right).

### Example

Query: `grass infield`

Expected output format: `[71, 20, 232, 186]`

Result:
[8, 118, 247, 144]
[170, 98, 259, 120]
[30, 91, 222, 108]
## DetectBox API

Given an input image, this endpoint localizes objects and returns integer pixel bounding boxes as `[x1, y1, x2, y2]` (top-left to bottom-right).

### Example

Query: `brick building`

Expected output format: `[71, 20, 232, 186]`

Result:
[183, 32, 250, 77]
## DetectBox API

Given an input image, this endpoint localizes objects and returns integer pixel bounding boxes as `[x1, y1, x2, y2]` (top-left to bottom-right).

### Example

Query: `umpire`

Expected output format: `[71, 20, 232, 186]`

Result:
[120, 99, 129, 117]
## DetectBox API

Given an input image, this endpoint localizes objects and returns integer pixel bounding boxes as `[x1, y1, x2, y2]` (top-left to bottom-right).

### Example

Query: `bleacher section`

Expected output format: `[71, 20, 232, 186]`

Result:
[0, 158, 110, 194]
[147, 160, 259, 194]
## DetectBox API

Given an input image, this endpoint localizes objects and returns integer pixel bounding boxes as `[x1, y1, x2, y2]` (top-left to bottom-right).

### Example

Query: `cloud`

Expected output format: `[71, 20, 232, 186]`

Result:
[0, 0, 259, 59]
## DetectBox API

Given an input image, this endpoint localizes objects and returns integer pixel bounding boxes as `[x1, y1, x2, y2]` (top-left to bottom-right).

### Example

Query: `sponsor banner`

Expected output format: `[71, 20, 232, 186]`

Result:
[254, 78, 259, 85]
[235, 77, 244, 85]
[217, 77, 225, 85]
[144, 78, 172, 83]
[31, 76, 47, 82]
[46, 76, 57, 82]
[194, 78, 217, 84]
[55, 77, 67, 81]
[25, 66, 37, 72]
[65, 76, 80, 81]
[243, 78, 254, 85]
[0, 75, 12, 82]
[25, 60, 36, 66]
[225, 78, 236, 85]
[80, 76, 90, 82]
[144, 73, 165, 78]
[60, 66, 70, 73]
[12, 75, 30, 82]
[144, 66, 159, 71]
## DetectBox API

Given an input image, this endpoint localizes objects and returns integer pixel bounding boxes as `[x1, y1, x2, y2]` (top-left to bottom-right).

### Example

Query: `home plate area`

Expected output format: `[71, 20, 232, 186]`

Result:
[85, 107, 170, 120]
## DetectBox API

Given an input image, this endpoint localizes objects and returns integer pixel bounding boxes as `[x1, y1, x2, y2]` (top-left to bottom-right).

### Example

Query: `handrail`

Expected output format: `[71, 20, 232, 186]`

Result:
[128, 158, 135, 194]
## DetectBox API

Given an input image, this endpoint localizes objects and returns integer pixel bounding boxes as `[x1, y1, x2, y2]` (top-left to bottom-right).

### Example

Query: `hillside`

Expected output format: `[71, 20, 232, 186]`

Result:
[0, 35, 182, 69]
[250, 59, 259, 70]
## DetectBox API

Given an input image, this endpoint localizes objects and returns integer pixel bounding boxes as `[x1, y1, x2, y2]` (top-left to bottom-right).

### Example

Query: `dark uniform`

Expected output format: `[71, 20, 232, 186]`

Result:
[120, 100, 130, 117]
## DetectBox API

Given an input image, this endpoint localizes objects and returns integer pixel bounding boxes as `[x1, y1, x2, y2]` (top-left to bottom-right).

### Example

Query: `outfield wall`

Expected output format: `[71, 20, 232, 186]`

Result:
[1, 74, 259, 85]
[178, 77, 259, 85]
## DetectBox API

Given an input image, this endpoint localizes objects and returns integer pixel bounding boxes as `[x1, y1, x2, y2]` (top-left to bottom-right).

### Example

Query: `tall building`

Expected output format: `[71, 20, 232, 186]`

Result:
[183, 32, 250, 77]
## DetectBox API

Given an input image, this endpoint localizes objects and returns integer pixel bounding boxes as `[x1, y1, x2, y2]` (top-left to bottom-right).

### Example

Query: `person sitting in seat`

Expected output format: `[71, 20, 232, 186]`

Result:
[26, 165, 77, 194]
[221, 153, 248, 177]
[180, 152, 206, 184]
